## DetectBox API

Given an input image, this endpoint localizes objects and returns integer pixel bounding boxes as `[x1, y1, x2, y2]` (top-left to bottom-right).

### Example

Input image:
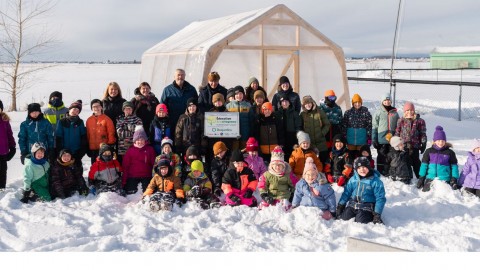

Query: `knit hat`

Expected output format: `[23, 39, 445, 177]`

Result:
[69, 100, 83, 113]
[156, 154, 170, 167]
[226, 88, 235, 100]
[233, 85, 244, 95]
[382, 93, 391, 102]
[133, 125, 148, 142]
[253, 90, 265, 100]
[122, 101, 134, 110]
[389, 136, 403, 150]
[472, 138, 480, 152]
[297, 131, 311, 144]
[212, 93, 225, 104]
[351, 94, 362, 105]
[213, 141, 228, 156]
[49, 91, 62, 100]
[278, 92, 289, 103]
[302, 157, 318, 177]
[161, 137, 173, 149]
[324, 89, 336, 97]
[248, 77, 259, 86]
[359, 144, 372, 157]
[301, 95, 315, 106]
[99, 143, 112, 156]
[433, 125, 446, 141]
[270, 146, 285, 163]
[230, 150, 245, 163]
[187, 97, 198, 107]
[31, 142, 46, 154]
[354, 156, 371, 170]
[156, 104, 168, 114]
[403, 102, 415, 111]
[279, 76, 290, 85]
[245, 137, 259, 152]
[27, 103, 41, 114]
[185, 145, 199, 158]
[333, 134, 345, 145]
[191, 160, 204, 172]
[0, 99, 3, 111]
[261, 102, 273, 113]
[90, 99, 102, 110]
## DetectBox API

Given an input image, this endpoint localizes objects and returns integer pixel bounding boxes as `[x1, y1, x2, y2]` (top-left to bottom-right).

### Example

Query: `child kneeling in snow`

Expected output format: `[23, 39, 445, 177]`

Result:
[21, 142, 51, 203]
[324, 134, 353, 187]
[417, 126, 459, 192]
[88, 143, 123, 195]
[336, 157, 386, 224]
[291, 157, 336, 219]
[384, 136, 412, 184]
[458, 139, 480, 197]
[50, 149, 89, 199]
[183, 160, 220, 209]
[143, 154, 185, 211]
[258, 146, 297, 209]
[222, 150, 258, 207]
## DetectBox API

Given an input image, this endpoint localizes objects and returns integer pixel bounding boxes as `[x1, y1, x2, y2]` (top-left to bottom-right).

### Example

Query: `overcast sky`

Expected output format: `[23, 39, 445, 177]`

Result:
[19, 0, 480, 61]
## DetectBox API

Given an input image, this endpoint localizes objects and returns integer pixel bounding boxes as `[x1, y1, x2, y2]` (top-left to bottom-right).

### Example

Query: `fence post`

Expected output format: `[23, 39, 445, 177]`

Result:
[458, 84, 462, 121]
[392, 81, 397, 107]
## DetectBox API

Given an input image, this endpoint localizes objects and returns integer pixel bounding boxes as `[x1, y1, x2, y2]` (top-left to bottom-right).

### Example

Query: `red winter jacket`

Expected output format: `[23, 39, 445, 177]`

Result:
[122, 145, 156, 185]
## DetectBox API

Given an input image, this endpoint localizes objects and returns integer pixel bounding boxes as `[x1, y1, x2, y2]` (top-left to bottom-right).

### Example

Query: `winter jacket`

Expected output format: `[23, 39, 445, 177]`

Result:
[325, 146, 353, 177]
[160, 80, 198, 129]
[258, 168, 295, 200]
[102, 95, 126, 127]
[372, 105, 399, 145]
[153, 152, 182, 177]
[198, 84, 227, 113]
[319, 101, 343, 149]
[226, 100, 251, 141]
[144, 173, 184, 199]
[271, 89, 301, 113]
[149, 115, 172, 155]
[342, 106, 372, 147]
[0, 113, 16, 156]
[289, 147, 323, 179]
[419, 143, 459, 181]
[86, 114, 116, 151]
[175, 109, 205, 154]
[300, 104, 330, 152]
[18, 114, 54, 156]
[338, 170, 386, 214]
[131, 89, 160, 133]
[278, 105, 302, 135]
[384, 147, 412, 181]
[183, 172, 213, 198]
[252, 112, 285, 155]
[222, 166, 258, 195]
[458, 151, 480, 189]
[55, 116, 87, 159]
[88, 157, 122, 193]
[116, 114, 143, 156]
[292, 177, 336, 212]
[210, 155, 229, 191]
[394, 115, 427, 149]
[43, 103, 68, 134]
[50, 159, 86, 199]
[23, 158, 51, 201]
[245, 154, 267, 180]
[121, 145, 156, 186]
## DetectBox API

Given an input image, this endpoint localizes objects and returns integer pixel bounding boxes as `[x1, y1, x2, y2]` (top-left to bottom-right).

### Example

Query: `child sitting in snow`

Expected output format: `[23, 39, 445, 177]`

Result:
[324, 134, 353, 187]
[88, 143, 123, 195]
[143, 154, 185, 211]
[222, 150, 258, 207]
[289, 131, 323, 180]
[50, 149, 89, 199]
[359, 144, 375, 170]
[20, 142, 51, 203]
[210, 141, 229, 197]
[244, 137, 267, 180]
[384, 136, 412, 184]
[458, 139, 480, 197]
[417, 126, 459, 192]
[181, 145, 201, 183]
[258, 146, 297, 209]
[291, 157, 336, 220]
[183, 160, 220, 209]
[153, 137, 181, 177]
[336, 157, 386, 224]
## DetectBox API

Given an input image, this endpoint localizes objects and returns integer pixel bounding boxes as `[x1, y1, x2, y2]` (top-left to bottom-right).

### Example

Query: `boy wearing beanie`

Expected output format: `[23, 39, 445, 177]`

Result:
[319, 89, 343, 152]
[417, 126, 459, 192]
[209, 141, 229, 197]
[43, 91, 69, 135]
[324, 134, 353, 187]
[183, 159, 221, 209]
[341, 93, 372, 159]
[251, 102, 285, 162]
[116, 101, 143, 164]
[289, 131, 323, 180]
[383, 136, 412, 184]
[50, 148, 89, 199]
[149, 103, 172, 155]
[153, 137, 181, 177]
[87, 144, 123, 195]
[20, 142, 51, 203]
[222, 150, 258, 207]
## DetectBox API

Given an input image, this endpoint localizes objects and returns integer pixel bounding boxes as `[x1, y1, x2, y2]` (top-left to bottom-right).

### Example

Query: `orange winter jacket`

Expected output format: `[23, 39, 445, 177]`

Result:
[289, 147, 323, 179]
[86, 114, 116, 150]
[144, 174, 184, 199]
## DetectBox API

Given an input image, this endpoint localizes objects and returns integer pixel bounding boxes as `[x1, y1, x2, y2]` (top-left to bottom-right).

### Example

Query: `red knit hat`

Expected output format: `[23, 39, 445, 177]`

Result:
[245, 137, 258, 152]
[156, 104, 168, 114]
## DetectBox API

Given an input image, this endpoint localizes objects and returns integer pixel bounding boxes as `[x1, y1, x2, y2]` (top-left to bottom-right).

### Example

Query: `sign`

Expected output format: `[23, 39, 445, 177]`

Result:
[204, 112, 240, 138]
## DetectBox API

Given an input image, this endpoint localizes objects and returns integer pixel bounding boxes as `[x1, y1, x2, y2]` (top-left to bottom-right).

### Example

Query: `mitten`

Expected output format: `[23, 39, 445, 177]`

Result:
[331, 211, 337, 219]
[260, 193, 274, 205]
[20, 189, 31, 203]
[188, 185, 202, 197]
[243, 189, 253, 199]
[20, 154, 26, 165]
[214, 188, 223, 197]
[416, 177, 425, 189]
[6, 147, 16, 161]
[420, 143, 426, 154]
[336, 204, 345, 217]
[449, 178, 459, 190]
[373, 212, 384, 224]
[372, 141, 380, 150]
[326, 173, 334, 184]
[337, 176, 346, 186]
[175, 198, 185, 207]
[229, 194, 241, 205]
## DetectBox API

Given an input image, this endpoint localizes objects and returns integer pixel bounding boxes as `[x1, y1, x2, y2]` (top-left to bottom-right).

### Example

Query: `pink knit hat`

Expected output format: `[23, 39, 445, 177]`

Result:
[303, 157, 318, 177]
[403, 102, 415, 111]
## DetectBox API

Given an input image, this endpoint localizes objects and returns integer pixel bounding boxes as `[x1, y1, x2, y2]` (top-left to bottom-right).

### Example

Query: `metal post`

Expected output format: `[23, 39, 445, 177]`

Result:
[458, 84, 462, 121]
[392, 81, 397, 107]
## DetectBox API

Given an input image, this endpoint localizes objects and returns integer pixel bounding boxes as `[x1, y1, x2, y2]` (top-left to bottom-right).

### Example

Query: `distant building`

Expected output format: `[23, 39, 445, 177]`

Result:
[430, 47, 480, 69]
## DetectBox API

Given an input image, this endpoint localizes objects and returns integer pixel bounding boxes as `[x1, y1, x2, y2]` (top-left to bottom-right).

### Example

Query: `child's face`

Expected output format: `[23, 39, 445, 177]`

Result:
[300, 141, 310, 150]
[434, 140, 446, 148]
[35, 149, 45, 159]
[162, 144, 172, 154]
[192, 170, 202, 178]
[217, 150, 226, 158]
[235, 92, 244, 102]
[156, 110, 167, 118]
[214, 100, 223, 107]
[233, 161, 245, 172]
[382, 99, 392, 106]
[281, 100, 290, 109]
[254, 97, 264, 106]
[61, 153, 72, 162]
[187, 104, 197, 114]
[397, 142, 405, 151]
[134, 138, 146, 148]
[92, 103, 103, 115]
[29, 111, 40, 119]
[160, 166, 169, 176]
[272, 162, 285, 174]
[353, 102, 362, 109]
[404, 110, 415, 119]
[304, 170, 317, 184]
[123, 107, 133, 116]
[357, 166, 369, 177]
[263, 108, 272, 117]
[361, 151, 370, 157]
[473, 147, 480, 153]
[69, 108, 80, 117]
[248, 151, 257, 157]
[334, 141, 343, 150]
[304, 102, 313, 110]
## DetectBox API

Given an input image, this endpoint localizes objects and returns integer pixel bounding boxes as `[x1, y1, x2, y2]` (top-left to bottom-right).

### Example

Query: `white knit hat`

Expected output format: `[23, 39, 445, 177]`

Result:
[297, 131, 311, 144]
[389, 136, 403, 150]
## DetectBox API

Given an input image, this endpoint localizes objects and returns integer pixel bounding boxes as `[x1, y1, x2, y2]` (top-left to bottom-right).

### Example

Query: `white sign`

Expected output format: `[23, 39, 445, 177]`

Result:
[204, 112, 240, 138]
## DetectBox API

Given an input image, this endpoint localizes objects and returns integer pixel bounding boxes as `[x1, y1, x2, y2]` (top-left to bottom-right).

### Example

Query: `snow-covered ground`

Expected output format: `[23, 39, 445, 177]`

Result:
[0, 60, 479, 262]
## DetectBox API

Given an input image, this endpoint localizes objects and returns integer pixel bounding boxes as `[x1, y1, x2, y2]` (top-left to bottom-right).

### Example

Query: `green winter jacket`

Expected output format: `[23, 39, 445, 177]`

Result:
[300, 104, 331, 152]
[372, 104, 399, 145]
[23, 159, 51, 201]
[259, 164, 295, 200]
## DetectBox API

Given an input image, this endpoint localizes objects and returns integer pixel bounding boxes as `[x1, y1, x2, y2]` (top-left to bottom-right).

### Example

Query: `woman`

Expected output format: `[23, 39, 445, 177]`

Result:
[102, 82, 126, 127]
[197, 71, 227, 113]
[131, 82, 160, 133]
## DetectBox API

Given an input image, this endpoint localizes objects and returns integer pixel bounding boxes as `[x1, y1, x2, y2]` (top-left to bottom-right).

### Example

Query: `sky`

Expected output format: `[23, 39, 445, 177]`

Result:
[4, 0, 480, 61]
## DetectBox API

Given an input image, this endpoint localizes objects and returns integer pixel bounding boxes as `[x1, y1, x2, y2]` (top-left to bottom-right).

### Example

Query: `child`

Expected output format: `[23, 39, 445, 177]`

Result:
[359, 144, 375, 170]
[0, 99, 16, 190]
[43, 91, 69, 136]
[149, 104, 172, 155]
[319, 89, 343, 151]
[244, 137, 267, 180]
[86, 99, 116, 164]
[341, 94, 372, 159]
[88, 143, 123, 195]
[154, 137, 181, 177]
[210, 141, 229, 197]
[324, 134, 353, 187]
[181, 145, 201, 183]
[20, 142, 51, 203]
[417, 126, 459, 192]
[222, 150, 258, 207]
[300, 95, 331, 163]
[55, 100, 87, 166]
[458, 139, 480, 197]
[292, 157, 336, 220]
[289, 131, 323, 180]
[258, 146, 297, 209]
[50, 149, 89, 199]
[122, 126, 156, 194]
[116, 101, 143, 164]
[384, 136, 412, 184]
[277, 92, 302, 160]
[226, 86, 251, 151]
[18, 103, 54, 164]
[183, 160, 220, 209]
[175, 98, 206, 158]
[252, 102, 285, 162]
[144, 154, 185, 211]
[336, 157, 386, 224]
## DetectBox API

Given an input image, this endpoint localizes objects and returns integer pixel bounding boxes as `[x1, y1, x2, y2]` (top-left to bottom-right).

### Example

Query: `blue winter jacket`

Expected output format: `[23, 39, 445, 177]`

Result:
[160, 81, 198, 129]
[419, 144, 459, 181]
[55, 116, 87, 156]
[339, 170, 386, 214]
[292, 178, 336, 212]
[18, 114, 54, 155]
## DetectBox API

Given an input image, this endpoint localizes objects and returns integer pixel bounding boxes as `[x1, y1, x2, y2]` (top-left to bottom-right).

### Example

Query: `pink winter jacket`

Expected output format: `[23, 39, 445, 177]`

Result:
[122, 144, 156, 185]
[245, 154, 267, 180]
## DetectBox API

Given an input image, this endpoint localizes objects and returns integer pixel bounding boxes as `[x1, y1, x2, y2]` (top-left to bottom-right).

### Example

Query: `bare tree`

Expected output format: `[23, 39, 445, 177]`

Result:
[0, 0, 58, 111]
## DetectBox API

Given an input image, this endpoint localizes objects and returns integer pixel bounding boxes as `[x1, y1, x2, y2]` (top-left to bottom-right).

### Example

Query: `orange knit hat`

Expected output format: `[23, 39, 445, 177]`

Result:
[351, 94, 362, 105]
[324, 89, 336, 97]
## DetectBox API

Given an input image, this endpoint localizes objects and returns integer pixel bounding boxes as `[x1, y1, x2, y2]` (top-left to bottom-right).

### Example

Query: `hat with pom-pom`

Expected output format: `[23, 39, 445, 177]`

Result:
[433, 125, 446, 141]
[245, 137, 258, 152]
[270, 145, 285, 163]
[303, 157, 318, 177]
[133, 125, 148, 142]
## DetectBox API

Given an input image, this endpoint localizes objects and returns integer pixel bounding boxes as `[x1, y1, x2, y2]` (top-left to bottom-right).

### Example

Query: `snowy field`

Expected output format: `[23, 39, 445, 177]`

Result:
[0, 60, 479, 264]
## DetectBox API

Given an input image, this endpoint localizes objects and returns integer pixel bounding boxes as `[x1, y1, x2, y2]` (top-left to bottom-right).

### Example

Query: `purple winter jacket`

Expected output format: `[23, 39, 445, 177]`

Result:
[458, 152, 480, 189]
[0, 113, 16, 155]
[245, 154, 267, 180]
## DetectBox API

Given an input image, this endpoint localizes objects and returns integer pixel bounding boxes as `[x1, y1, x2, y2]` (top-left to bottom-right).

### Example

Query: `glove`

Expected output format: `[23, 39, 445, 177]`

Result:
[79, 185, 89, 196]
[175, 198, 185, 207]
[336, 204, 345, 217]
[260, 193, 274, 205]
[229, 194, 241, 205]
[6, 147, 16, 161]
[420, 143, 426, 154]
[337, 176, 346, 187]
[450, 178, 459, 190]
[416, 177, 425, 189]
[244, 189, 253, 199]
[331, 211, 337, 219]
[20, 154, 27, 165]
[326, 173, 334, 184]
[189, 185, 202, 197]
[89, 185, 97, 195]
[20, 189, 31, 203]
[373, 212, 384, 224]
[372, 141, 380, 150]
[214, 188, 223, 197]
